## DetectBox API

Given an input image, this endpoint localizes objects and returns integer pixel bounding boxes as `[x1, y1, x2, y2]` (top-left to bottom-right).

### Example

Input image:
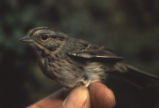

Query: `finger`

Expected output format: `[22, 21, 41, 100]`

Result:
[89, 82, 116, 108]
[62, 86, 90, 108]
[27, 88, 69, 108]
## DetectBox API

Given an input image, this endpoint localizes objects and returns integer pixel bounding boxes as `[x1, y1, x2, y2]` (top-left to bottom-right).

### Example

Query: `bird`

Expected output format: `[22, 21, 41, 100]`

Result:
[19, 27, 159, 89]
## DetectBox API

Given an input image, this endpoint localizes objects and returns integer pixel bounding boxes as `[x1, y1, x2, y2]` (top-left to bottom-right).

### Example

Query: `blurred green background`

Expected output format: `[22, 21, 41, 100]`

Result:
[0, 0, 159, 108]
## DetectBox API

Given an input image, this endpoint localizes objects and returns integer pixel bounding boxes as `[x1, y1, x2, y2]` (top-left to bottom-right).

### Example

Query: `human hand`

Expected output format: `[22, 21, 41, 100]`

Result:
[27, 82, 115, 108]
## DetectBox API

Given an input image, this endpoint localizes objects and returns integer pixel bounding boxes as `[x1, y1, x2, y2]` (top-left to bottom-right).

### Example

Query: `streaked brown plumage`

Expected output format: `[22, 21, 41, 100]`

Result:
[20, 27, 159, 88]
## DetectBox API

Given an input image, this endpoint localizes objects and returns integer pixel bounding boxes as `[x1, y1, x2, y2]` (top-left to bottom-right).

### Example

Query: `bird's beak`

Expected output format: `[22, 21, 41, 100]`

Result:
[19, 34, 33, 43]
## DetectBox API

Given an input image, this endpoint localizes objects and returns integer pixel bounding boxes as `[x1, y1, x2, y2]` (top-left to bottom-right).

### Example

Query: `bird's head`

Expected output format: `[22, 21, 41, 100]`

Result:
[20, 27, 67, 54]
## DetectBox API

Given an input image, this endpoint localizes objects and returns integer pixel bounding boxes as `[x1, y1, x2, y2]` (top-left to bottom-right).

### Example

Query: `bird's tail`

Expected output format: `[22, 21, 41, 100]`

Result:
[112, 62, 159, 89]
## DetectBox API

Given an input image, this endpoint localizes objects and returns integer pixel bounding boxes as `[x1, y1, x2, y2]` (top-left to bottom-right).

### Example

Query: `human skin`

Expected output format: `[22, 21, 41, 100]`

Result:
[27, 82, 115, 108]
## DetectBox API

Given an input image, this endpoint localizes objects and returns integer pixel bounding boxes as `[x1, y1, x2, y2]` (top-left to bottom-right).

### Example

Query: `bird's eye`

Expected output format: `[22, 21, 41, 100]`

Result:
[41, 35, 48, 40]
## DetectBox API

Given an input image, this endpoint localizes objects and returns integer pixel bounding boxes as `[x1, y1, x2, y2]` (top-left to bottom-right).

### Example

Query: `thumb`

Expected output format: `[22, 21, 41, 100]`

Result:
[62, 86, 90, 108]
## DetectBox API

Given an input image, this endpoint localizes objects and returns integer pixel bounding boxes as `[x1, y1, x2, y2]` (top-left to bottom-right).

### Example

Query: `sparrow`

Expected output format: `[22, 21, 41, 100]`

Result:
[19, 27, 159, 88]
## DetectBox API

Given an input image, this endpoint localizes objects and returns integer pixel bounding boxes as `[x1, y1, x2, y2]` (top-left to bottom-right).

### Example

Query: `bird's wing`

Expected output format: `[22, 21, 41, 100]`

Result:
[67, 39, 159, 88]
[67, 40, 123, 62]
